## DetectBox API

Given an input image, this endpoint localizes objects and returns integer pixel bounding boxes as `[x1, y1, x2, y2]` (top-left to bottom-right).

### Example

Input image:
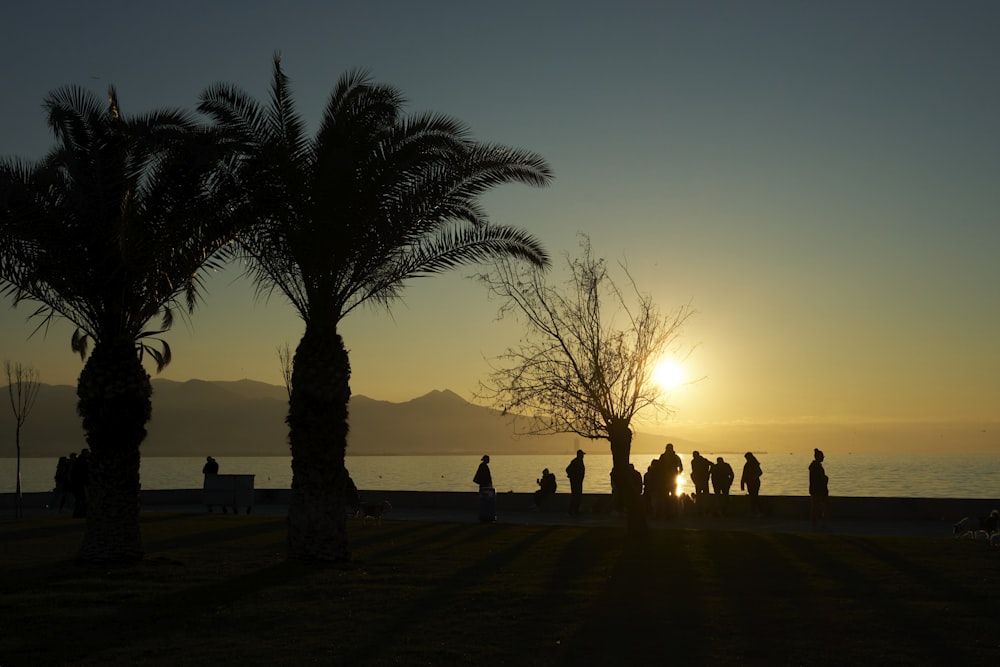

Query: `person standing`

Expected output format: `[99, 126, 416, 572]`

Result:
[625, 463, 647, 537]
[473, 455, 495, 522]
[202, 455, 220, 513]
[566, 449, 586, 516]
[710, 456, 735, 515]
[809, 448, 830, 529]
[473, 455, 492, 489]
[689, 451, 713, 515]
[658, 443, 684, 517]
[202, 455, 219, 476]
[741, 452, 764, 517]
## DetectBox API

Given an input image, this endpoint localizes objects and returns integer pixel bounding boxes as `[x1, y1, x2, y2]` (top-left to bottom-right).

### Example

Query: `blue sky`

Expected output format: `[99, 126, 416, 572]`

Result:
[2, 1, 998, 432]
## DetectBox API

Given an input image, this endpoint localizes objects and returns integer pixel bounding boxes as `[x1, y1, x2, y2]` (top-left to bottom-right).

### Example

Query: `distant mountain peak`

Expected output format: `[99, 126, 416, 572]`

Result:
[419, 389, 466, 402]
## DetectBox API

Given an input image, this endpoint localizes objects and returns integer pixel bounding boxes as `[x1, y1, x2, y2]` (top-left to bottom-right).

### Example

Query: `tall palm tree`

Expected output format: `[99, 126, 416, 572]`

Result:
[199, 56, 553, 560]
[0, 85, 237, 562]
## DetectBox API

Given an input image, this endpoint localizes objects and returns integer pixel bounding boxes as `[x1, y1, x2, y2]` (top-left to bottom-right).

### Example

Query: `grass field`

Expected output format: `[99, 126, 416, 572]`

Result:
[1, 513, 999, 666]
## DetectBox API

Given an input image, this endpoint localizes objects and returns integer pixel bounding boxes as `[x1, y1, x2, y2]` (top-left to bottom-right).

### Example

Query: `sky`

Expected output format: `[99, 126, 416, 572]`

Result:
[1, 1, 998, 445]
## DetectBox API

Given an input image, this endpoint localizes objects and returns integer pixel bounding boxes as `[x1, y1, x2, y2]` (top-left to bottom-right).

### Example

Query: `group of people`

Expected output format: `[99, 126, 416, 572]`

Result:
[51, 449, 91, 518]
[475, 446, 832, 525]
[528, 448, 588, 514]
[600, 443, 764, 519]
[476, 449, 589, 517]
[637, 445, 763, 518]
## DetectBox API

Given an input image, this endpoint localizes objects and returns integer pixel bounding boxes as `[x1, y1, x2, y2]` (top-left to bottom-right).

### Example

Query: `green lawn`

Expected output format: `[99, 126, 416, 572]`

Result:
[1, 513, 998, 666]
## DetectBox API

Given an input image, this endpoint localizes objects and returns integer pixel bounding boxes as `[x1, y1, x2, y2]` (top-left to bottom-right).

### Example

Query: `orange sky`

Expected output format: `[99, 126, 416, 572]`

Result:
[2, 3, 998, 453]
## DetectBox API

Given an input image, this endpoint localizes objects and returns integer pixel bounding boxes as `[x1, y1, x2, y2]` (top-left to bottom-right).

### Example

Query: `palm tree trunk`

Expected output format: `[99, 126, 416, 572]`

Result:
[286, 327, 352, 561]
[76, 341, 150, 562]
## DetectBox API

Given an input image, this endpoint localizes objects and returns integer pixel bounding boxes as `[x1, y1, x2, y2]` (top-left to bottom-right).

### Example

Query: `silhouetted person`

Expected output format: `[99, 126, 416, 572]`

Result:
[680, 491, 697, 515]
[70, 449, 90, 518]
[658, 443, 683, 517]
[690, 451, 713, 515]
[533, 468, 557, 508]
[473, 455, 492, 489]
[624, 463, 647, 537]
[51, 455, 72, 512]
[741, 452, 764, 517]
[566, 449, 586, 516]
[809, 448, 830, 529]
[610, 468, 625, 514]
[202, 455, 219, 476]
[203, 455, 221, 512]
[711, 456, 734, 515]
[643, 459, 661, 517]
[474, 455, 496, 522]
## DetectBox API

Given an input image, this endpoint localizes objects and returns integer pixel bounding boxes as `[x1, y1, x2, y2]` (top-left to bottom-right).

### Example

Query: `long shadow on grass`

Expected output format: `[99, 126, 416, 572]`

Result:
[765, 533, 994, 664]
[141, 516, 286, 553]
[349, 519, 483, 558]
[338, 522, 563, 665]
[0, 515, 88, 540]
[555, 529, 714, 664]
[27, 557, 319, 664]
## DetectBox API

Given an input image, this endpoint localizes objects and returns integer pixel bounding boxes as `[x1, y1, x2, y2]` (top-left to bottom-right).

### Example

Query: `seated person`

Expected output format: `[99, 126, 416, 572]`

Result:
[533, 468, 557, 508]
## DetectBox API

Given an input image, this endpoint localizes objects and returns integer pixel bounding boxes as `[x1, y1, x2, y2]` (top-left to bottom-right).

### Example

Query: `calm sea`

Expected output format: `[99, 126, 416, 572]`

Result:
[2, 452, 999, 500]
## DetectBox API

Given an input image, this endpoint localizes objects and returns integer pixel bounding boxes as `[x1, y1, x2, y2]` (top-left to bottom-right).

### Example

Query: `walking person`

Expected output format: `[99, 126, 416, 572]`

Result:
[710, 456, 735, 516]
[566, 449, 586, 516]
[809, 448, 830, 529]
[741, 452, 764, 517]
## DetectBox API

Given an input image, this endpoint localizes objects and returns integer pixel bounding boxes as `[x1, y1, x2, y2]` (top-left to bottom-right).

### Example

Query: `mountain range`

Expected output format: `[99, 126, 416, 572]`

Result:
[0, 379, 673, 458]
[6, 379, 994, 458]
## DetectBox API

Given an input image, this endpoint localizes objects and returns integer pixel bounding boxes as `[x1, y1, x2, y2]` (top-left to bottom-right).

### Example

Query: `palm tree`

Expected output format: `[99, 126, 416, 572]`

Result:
[199, 56, 553, 560]
[0, 85, 237, 562]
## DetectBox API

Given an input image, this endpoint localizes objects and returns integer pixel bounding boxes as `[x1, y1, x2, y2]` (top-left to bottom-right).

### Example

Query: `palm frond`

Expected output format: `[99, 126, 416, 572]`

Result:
[0, 82, 243, 371]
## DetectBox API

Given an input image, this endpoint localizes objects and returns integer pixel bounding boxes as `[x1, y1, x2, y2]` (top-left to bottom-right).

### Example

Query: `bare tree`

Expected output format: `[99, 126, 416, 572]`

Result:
[277, 343, 293, 400]
[477, 237, 693, 532]
[5, 361, 41, 519]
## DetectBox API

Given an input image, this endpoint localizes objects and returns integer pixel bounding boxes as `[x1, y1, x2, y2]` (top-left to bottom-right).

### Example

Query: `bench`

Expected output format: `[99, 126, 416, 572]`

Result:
[203, 474, 255, 514]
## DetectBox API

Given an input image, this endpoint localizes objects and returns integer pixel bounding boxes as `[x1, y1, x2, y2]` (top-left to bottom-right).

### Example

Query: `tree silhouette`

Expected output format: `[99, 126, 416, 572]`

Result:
[478, 236, 694, 533]
[200, 55, 552, 560]
[5, 360, 40, 519]
[0, 86, 238, 560]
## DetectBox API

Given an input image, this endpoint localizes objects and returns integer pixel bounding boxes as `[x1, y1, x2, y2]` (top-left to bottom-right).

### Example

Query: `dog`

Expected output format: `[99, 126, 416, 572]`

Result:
[357, 500, 392, 526]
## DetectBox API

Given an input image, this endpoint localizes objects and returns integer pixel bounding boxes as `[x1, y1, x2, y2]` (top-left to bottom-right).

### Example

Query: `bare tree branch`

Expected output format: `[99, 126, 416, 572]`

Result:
[476, 235, 694, 444]
[277, 342, 293, 400]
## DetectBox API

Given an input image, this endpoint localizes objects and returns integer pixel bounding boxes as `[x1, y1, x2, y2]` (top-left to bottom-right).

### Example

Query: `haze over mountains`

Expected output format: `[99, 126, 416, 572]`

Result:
[0, 379, 651, 458]
[2, 380, 996, 458]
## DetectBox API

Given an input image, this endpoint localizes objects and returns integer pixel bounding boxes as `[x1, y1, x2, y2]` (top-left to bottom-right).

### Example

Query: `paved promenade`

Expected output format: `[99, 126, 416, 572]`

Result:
[129, 502, 957, 539]
[7, 488, 992, 540]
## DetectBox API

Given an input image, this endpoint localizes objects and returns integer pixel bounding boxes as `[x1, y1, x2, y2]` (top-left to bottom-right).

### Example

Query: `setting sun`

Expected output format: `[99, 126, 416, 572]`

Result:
[652, 357, 686, 391]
